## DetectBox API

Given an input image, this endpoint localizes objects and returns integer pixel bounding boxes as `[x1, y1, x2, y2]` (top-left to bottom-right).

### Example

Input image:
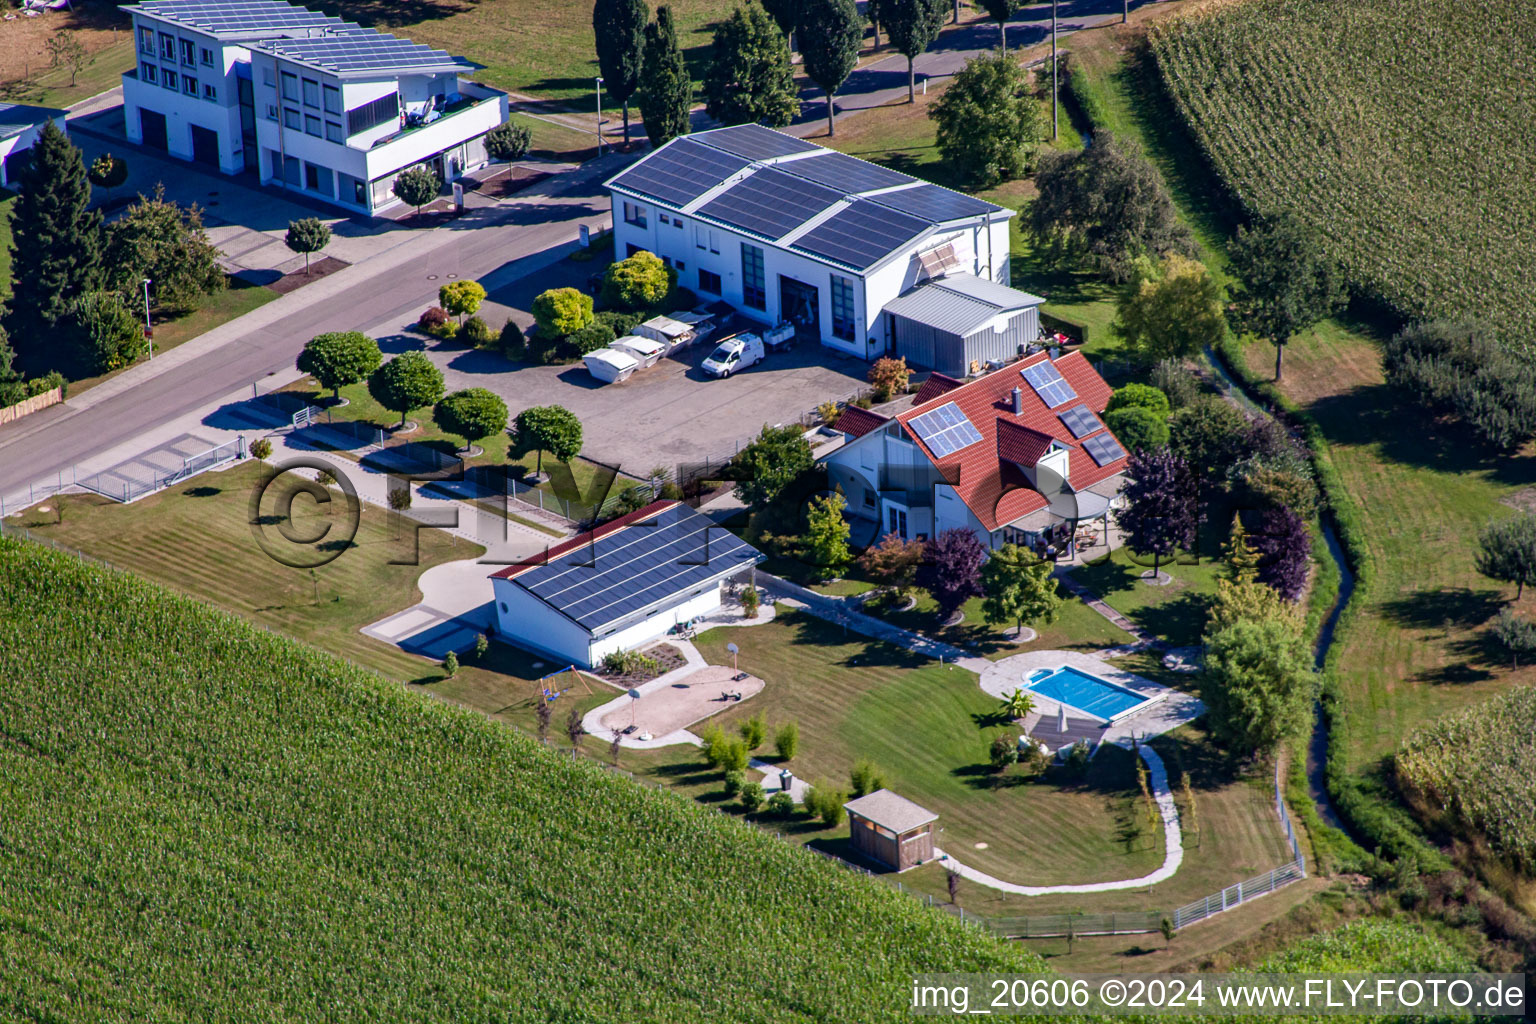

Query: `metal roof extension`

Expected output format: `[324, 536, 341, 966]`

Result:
[882, 274, 1045, 337]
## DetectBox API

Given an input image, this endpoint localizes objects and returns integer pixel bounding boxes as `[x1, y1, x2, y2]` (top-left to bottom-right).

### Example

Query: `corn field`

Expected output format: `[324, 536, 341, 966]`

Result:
[1149, 0, 1536, 352]
[1396, 683, 1536, 870]
[0, 537, 1045, 1022]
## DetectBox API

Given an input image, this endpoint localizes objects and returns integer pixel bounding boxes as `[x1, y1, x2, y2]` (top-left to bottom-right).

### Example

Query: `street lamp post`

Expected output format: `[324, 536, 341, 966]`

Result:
[141, 278, 153, 360]
[1051, 0, 1059, 141]
[595, 76, 604, 157]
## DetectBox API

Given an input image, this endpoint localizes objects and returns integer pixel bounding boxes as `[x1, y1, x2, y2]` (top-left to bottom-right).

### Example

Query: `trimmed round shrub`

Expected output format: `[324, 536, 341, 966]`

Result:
[531, 287, 594, 338]
[739, 781, 765, 812]
[418, 306, 457, 339]
[485, 120, 532, 161]
[1106, 382, 1171, 420]
[765, 791, 796, 818]
[1105, 405, 1171, 453]
[722, 769, 745, 797]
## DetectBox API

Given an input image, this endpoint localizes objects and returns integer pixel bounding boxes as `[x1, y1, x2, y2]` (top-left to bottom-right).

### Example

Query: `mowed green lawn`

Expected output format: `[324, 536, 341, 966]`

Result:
[1236, 328, 1536, 776]
[0, 190, 15, 301]
[644, 609, 1169, 887]
[3, 461, 471, 683]
[330, 0, 740, 105]
[1071, 545, 1225, 649]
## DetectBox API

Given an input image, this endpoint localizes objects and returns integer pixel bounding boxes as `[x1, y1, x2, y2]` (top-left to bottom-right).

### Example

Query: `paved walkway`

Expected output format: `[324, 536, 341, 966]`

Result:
[937, 742, 1184, 894]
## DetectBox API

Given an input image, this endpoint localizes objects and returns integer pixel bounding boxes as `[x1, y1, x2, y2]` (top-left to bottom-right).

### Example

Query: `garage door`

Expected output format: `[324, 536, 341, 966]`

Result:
[139, 109, 168, 151]
[190, 125, 219, 167]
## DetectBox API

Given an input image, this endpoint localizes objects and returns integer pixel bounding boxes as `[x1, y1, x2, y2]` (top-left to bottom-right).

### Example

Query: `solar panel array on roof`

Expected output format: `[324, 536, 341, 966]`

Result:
[259, 33, 466, 72]
[909, 402, 984, 459]
[1057, 405, 1103, 439]
[779, 150, 915, 194]
[513, 504, 759, 631]
[696, 123, 819, 161]
[1021, 361, 1078, 408]
[134, 0, 351, 34]
[698, 167, 844, 240]
[1083, 433, 1127, 467]
[792, 200, 931, 270]
[609, 138, 751, 206]
[872, 183, 999, 222]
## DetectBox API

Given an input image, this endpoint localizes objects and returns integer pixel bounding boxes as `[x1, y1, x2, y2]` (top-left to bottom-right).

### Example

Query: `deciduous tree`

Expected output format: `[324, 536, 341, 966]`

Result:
[516, 405, 584, 473]
[797, 0, 861, 137]
[104, 185, 224, 314]
[602, 249, 674, 309]
[1030, 132, 1195, 282]
[1115, 447, 1197, 579]
[858, 532, 925, 597]
[594, 0, 648, 145]
[439, 280, 487, 325]
[976, 0, 1016, 49]
[729, 423, 814, 506]
[635, 6, 691, 148]
[1226, 213, 1345, 381]
[1202, 616, 1314, 760]
[1104, 406, 1168, 453]
[1476, 512, 1536, 601]
[981, 543, 1062, 637]
[703, 4, 799, 128]
[883, 0, 946, 101]
[930, 51, 1047, 188]
[435, 388, 510, 452]
[915, 527, 987, 619]
[759, 0, 801, 42]
[532, 287, 595, 338]
[45, 30, 88, 87]
[6, 120, 100, 368]
[485, 121, 532, 161]
[805, 490, 852, 576]
[392, 165, 441, 215]
[66, 291, 141, 374]
[284, 217, 330, 275]
[867, 355, 911, 400]
[298, 332, 382, 399]
[367, 351, 445, 428]
[1113, 253, 1226, 363]
[1250, 506, 1309, 602]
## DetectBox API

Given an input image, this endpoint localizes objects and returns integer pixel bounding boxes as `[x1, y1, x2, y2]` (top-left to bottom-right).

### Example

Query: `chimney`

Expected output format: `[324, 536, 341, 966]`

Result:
[1010, 386, 1023, 416]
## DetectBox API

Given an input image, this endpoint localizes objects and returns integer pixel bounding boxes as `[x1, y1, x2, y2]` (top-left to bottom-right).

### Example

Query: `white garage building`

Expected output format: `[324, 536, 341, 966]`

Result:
[489, 500, 762, 669]
[605, 124, 1018, 363]
[0, 103, 69, 189]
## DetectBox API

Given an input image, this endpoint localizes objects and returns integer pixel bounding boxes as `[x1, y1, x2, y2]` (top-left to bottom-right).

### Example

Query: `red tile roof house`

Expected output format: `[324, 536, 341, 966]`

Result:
[822, 352, 1130, 551]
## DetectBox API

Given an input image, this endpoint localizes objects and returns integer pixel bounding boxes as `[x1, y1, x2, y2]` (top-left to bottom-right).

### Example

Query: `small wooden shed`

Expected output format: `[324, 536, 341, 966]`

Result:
[844, 789, 938, 872]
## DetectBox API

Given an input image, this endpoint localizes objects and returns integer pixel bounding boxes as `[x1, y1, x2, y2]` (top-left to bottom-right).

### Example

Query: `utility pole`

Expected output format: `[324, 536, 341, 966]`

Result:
[595, 76, 604, 157]
[141, 278, 153, 359]
[1051, 0, 1059, 141]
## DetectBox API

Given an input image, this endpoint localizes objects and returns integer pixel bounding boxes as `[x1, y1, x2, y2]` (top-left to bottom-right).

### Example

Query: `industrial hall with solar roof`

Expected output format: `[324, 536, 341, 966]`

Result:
[605, 125, 1048, 367]
[120, 0, 508, 213]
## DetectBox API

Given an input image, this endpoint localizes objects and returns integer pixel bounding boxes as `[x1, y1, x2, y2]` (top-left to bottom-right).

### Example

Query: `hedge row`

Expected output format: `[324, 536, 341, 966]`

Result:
[1213, 335, 1449, 872]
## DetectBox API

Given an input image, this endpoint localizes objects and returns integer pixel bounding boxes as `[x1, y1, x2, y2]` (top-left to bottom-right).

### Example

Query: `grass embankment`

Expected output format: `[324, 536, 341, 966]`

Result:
[621, 608, 1167, 888]
[0, 536, 1047, 1021]
[0, 190, 14, 301]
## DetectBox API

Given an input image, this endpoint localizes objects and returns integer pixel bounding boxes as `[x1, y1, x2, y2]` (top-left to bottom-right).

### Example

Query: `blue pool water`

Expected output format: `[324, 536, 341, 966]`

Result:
[1026, 666, 1147, 721]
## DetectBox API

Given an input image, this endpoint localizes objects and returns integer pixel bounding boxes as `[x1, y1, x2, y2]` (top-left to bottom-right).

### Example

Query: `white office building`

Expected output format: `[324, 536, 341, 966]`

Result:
[605, 124, 1021, 363]
[120, 0, 508, 214]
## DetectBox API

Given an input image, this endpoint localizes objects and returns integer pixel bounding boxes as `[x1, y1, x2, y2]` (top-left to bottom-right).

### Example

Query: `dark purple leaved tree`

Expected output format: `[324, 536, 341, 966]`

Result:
[1115, 448, 1197, 579]
[1251, 507, 1309, 601]
[915, 527, 987, 619]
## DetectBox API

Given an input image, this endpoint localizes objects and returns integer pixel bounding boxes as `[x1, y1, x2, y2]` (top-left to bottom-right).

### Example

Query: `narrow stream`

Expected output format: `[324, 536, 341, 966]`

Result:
[1202, 346, 1349, 831]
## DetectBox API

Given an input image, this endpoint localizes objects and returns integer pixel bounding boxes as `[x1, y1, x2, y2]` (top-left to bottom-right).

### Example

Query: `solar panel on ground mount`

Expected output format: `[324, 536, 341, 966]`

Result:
[1057, 405, 1102, 439]
[515, 505, 758, 630]
[1083, 433, 1126, 467]
[872, 182, 999, 223]
[909, 402, 984, 459]
[791, 201, 931, 270]
[610, 138, 751, 207]
[777, 151, 914, 194]
[697, 168, 844, 241]
[1021, 361, 1077, 408]
[694, 124, 818, 161]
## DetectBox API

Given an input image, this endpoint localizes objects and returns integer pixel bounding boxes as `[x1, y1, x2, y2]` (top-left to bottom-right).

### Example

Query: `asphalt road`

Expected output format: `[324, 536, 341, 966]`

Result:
[0, 158, 620, 502]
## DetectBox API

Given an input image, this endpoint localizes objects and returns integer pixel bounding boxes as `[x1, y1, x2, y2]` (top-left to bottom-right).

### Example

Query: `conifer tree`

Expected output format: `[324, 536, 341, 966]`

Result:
[635, 6, 691, 147]
[797, 0, 861, 137]
[702, 4, 799, 127]
[594, 0, 648, 145]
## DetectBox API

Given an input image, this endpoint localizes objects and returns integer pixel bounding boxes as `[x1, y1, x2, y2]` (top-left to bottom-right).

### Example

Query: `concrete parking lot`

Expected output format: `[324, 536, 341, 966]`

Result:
[357, 296, 869, 475]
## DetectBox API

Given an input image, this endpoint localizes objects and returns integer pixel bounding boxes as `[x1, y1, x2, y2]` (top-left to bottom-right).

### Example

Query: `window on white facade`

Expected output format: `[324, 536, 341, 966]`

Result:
[182, 75, 198, 96]
[304, 113, 322, 137]
[302, 78, 320, 108]
[203, 83, 218, 101]
[138, 27, 154, 54]
[741, 243, 766, 311]
[179, 38, 196, 66]
[261, 66, 275, 86]
[694, 225, 719, 253]
[159, 33, 175, 59]
[698, 269, 721, 294]
[162, 69, 178, 91]
[322, 84, 341, 114]
[140, 62, 157, 84]
[325, 120, 343, 143]
[280, 71, 298, 101]
[658, 213, 670, 225]
[200, 46, 214, 66]
[622, 201, 647, 227]
[264, 103, 278, 121]
[283, 107, 301, 130]
[830, 274, 856, 341]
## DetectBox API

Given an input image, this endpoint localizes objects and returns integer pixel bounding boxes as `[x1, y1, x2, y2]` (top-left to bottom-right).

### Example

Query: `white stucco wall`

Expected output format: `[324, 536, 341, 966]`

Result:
[492, 577, 724, 668]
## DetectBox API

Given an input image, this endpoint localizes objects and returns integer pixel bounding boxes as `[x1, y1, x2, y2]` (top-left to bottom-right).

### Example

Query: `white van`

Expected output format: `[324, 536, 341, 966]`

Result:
[700, 333, 765, 378]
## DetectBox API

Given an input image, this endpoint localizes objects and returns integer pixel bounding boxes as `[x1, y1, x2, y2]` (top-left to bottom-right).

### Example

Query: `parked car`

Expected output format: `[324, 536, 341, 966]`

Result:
[584, 347, 641, 384]
[700, 334, 765, 378]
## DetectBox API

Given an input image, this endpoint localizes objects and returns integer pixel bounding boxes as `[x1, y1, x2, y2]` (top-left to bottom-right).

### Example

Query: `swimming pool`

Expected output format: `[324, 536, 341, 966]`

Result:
[1026, 665, 1150, 722]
